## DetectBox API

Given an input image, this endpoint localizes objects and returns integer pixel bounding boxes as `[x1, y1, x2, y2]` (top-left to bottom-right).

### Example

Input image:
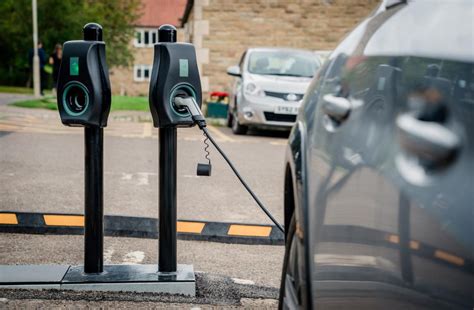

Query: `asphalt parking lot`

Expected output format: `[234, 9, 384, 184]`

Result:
[0, 94, 288, 307]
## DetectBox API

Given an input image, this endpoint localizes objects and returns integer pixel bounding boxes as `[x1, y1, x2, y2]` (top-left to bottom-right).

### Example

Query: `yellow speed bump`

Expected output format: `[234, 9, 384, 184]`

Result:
[0, 213, 18, 225]
[228, 224, 272, 237]
[177, 221, 205, 234]
[44, 215, 84, 227]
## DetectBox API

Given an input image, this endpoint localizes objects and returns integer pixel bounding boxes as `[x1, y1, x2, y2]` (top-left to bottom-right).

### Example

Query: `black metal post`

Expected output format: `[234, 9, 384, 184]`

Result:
[84, 126, 104, 273]
[157, 24, 178, 273]
[158, 127, 177, 272]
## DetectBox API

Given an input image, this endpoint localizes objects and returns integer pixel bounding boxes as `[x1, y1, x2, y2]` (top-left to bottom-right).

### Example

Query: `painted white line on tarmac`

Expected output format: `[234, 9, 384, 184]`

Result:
[122, 251, 145, 265]
[104, 248, 115, 264]
[142, 122, 153, 137]
[232, 278, 255, 285]
[270, 141, 287, 146]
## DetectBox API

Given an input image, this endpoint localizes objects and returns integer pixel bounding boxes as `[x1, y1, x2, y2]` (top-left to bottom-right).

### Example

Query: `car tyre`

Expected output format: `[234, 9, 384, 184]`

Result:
[231, 109, 248, 135]
[279, 214, 301, 309]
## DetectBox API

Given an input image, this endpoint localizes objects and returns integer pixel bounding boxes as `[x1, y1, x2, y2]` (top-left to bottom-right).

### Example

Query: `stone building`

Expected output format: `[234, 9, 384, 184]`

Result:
[109, 0, 187, 96]
[181, 0, 379, 95]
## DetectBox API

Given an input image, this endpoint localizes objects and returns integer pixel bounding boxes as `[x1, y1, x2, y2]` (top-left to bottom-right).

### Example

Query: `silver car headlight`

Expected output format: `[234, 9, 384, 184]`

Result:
[244, 82, 265, 97]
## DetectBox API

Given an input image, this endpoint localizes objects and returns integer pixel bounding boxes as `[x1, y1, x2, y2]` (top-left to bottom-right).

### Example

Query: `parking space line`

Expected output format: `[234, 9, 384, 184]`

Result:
[177, 221, 205, 234]
[142, 122, 153, 137]
[43, 215, 84, 227]
[270, 141, 287, 146]
[228, 224, 272, 237]
[0, 213, 18, 225]
[207, 125, 234, 142]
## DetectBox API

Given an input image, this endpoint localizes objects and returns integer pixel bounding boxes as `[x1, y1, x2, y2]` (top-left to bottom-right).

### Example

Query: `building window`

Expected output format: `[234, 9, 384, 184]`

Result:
[134, 64, 152, 82]
[134, 28, 158, 47]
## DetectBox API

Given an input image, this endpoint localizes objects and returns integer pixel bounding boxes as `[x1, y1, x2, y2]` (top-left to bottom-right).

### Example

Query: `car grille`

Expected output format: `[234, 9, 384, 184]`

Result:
[264, 91, 304, 101]
[264, 112, 297, 123]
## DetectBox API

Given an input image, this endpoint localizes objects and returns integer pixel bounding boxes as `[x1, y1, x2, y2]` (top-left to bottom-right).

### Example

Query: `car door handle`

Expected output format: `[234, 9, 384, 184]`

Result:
[322, 94, 351, 122]
[396, 113, 460, 167]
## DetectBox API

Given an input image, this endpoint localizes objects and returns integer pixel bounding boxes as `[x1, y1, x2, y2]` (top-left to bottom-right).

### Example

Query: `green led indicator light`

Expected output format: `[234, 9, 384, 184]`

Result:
[179, 59, 189, 77]
[70, 57, 79, 76]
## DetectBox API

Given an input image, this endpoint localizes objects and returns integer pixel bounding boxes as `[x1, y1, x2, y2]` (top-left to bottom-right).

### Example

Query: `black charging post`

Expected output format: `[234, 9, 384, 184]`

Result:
[84, 127, 103, 273]
[83, 24, 104, 274]
[148, 23, 202, 285]
[157, 25, 178, 273]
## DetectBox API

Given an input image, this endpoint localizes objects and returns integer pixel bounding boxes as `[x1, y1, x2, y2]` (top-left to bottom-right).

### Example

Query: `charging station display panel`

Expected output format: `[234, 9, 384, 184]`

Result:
[179, 59, 189, 77]
[70, 57, 79, 76]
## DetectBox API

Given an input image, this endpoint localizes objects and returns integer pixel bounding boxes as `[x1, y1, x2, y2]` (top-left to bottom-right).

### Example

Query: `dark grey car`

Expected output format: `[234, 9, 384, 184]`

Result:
[280, 0, 473, 309]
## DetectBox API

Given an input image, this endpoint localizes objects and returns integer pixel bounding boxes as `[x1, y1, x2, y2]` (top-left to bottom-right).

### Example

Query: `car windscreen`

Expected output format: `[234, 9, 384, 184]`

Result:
[247, 51, 320, 78]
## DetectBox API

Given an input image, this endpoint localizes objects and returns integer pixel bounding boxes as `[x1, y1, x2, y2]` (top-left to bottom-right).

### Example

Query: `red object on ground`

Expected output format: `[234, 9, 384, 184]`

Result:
[210, 91, 229, 98]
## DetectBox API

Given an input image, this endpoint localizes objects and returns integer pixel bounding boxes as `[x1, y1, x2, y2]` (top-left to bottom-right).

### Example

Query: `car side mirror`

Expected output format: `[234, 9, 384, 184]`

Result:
[227, 65, 241, 77]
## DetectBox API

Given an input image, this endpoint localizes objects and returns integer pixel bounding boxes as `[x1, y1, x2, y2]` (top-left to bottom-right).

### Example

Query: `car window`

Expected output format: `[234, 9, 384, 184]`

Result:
[247, 51, 320, 78]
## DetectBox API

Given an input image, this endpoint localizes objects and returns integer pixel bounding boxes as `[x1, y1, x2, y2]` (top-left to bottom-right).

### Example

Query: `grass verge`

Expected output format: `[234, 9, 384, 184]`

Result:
[0, 86, 34, 94]
[11, 95, 149, 112]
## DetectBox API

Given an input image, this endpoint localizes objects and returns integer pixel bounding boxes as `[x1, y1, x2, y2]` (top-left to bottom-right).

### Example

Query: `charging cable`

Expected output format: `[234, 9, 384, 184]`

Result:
[174, 96, 285, 233]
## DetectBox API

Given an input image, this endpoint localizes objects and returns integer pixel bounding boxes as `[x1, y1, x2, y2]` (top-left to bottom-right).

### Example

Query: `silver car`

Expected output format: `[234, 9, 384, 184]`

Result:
[226, 48, 321, 134]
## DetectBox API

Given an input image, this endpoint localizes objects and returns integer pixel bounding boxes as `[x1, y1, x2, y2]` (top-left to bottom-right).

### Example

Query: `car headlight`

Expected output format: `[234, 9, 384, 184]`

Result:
[244, 82, 265, 97]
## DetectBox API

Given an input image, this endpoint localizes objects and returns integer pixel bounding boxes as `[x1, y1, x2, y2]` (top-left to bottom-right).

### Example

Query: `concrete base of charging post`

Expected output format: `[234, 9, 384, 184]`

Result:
[0, 264, 195, 296]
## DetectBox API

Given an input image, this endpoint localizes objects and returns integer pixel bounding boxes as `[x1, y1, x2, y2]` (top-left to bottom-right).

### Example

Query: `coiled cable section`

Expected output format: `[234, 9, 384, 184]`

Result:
[202, 130, 211, 165]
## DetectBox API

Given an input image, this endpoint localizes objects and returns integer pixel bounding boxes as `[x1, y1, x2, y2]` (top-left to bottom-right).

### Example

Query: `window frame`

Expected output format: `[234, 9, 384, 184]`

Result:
[134, 28, 159, 48]
[134, 64, 152, 82]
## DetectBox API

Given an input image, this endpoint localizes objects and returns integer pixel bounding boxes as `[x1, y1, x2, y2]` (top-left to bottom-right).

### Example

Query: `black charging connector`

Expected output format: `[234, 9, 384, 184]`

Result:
[174, 96, 211, 175]
[174, 96, 285, 233]
[174, 96, 206, 129]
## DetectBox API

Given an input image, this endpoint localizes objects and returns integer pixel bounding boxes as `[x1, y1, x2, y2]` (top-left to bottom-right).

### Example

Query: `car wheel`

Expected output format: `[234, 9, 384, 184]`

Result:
[279, 214, 302, 309]
[231, 109, 248, 135]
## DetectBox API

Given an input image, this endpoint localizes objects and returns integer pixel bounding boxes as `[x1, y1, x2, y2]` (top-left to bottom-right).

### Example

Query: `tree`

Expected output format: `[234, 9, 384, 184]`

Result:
[0, 0, 141, 86]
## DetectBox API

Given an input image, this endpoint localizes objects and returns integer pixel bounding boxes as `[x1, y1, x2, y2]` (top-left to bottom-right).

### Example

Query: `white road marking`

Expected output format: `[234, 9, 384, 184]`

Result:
[142, 122, 153, 137]
[122, 251, 145, 265]
[137, 172, 150, 186]
[104, 248, 114, 264]
[120, 172, 156, 185]
[270, 141, 287, 146]
[121, 173, 133, 181]
[231, 278, 255, 285]
[182, 137, 200, 141]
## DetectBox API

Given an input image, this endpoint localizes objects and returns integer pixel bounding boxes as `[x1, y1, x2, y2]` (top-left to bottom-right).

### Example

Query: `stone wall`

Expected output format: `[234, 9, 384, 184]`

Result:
[185, 0, 379, 96]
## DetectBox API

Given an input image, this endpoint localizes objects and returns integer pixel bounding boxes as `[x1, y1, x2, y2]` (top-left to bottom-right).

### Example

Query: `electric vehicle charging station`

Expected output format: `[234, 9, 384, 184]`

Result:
[149, 24, 203, 275]
[147, 24, 282, 278]
[57, 22, 111, 274]
[0, 23, 195, 295]
[0, 23, 282, 296]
